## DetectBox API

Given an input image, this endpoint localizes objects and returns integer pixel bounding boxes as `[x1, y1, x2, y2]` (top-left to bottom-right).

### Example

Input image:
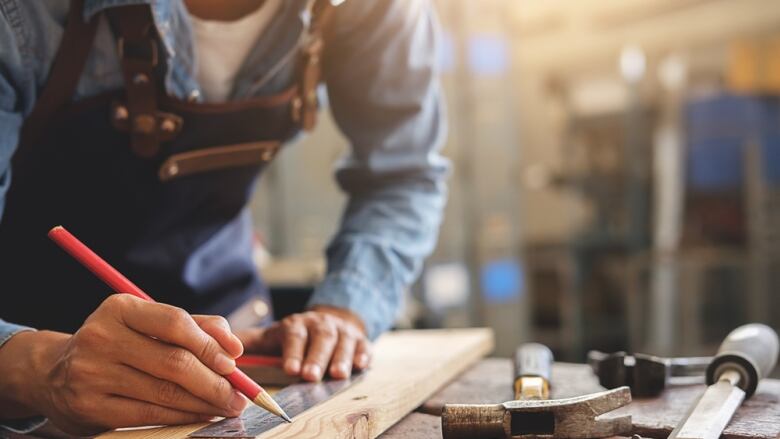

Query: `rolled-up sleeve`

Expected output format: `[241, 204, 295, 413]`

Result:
[307, 0, 448, 339]
[0, 320, 47, 435]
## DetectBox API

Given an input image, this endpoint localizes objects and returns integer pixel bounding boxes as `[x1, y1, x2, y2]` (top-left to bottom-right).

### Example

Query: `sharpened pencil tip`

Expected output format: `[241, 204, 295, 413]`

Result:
[252, 390, 292, 424]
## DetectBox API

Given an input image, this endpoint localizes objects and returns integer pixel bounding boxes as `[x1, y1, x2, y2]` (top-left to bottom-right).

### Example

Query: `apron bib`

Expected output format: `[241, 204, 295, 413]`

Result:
[0, 0, 333, 333]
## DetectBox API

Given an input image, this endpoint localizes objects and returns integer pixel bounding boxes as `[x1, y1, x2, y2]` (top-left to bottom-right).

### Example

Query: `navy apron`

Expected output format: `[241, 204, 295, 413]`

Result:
[0, 0, 333, 333]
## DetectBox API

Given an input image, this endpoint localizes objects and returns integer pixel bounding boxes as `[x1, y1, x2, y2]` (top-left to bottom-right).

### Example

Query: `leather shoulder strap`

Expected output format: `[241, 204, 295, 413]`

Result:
[294, 0, 338, 131]
[105, 5, 163, 158]
[19, 0, 99, 147]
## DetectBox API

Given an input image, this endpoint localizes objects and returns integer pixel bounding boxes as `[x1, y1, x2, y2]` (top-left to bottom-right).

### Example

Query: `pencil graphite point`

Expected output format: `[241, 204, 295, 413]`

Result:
[252, 389, 292, 423]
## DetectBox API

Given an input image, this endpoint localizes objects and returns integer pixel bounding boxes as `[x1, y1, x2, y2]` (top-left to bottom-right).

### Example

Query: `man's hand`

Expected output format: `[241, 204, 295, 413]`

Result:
[0, 294, 248, 435]
[236, 306, 372, 382]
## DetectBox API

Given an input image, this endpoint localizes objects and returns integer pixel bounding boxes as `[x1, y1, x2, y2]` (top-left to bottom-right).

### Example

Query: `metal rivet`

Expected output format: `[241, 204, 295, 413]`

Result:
[252, 300, 269, 318]
[133, 114, 156, 134]
[114, 105, 129, 121]
[291, 97, 302, 122]
[168, 162, 179, 176]
[160, 118, 176, 133]
[188, 89, 201, 102]
[133, 73, 150, 85]
[306, 90, 318, 105]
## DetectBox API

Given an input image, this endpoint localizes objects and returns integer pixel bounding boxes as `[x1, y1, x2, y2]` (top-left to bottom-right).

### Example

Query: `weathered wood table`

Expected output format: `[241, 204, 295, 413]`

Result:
[381, 358, 780, 439]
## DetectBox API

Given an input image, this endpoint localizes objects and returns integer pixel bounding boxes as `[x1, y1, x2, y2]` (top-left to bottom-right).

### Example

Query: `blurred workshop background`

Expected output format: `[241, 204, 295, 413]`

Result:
[250, 0, 780, 364]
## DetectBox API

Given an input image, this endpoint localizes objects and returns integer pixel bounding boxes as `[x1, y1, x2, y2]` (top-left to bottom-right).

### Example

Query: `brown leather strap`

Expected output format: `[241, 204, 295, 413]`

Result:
[106, 5, 162, 158]
[293, 0, 338, 131]
[158, 141, 281, 181]
[19, 0, 99, 148]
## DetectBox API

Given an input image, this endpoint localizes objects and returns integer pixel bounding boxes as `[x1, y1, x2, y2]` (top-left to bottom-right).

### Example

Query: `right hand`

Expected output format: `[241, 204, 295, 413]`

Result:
[0, 294, 248, 435]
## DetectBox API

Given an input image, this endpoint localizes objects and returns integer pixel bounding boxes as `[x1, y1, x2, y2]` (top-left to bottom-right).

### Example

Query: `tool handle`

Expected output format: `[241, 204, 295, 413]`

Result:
[441, 404, 506, 439]
[513, 343, 553, 399]
[706, 323, 779, 398]
[515, 343, 553, 381]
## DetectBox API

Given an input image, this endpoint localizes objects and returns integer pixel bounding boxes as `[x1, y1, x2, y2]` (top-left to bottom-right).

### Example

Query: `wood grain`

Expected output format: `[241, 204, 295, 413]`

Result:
[381, 412, 441, 439]
[100, 328, 494, 439]
[421, 358, 780, 439]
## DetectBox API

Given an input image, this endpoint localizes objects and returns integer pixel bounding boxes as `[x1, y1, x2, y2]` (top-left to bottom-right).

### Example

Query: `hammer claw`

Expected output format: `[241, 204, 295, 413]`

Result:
[544, 387, 632, 438]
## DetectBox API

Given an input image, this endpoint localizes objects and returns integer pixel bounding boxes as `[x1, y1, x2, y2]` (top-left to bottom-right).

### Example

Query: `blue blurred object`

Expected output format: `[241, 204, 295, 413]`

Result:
[686, 94, 780, 190]
[467, 34, 509, 76]
[439, 31, 456, 73]
[480, 258, 524, 303]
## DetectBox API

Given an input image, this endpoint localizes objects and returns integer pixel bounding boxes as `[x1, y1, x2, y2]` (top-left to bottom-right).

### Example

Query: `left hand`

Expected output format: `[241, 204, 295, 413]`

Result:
[235, 306, 371, 382]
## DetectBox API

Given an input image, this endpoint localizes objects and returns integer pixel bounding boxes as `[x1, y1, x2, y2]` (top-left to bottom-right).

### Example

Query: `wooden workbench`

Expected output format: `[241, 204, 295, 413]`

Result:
[382, 358, 780, 439]
[9, 345, 778, 439]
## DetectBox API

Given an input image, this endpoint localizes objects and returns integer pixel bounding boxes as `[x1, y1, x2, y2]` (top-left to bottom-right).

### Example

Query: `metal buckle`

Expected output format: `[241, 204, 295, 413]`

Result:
[117, 37, 159, 67]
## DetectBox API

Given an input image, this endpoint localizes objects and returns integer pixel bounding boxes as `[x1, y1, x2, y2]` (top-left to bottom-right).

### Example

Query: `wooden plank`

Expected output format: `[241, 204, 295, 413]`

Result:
[100, 328, 494, 439]
[420, 359, 780, 439]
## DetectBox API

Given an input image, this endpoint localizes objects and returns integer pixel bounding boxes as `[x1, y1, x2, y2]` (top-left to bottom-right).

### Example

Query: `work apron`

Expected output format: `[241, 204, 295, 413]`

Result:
[0, 0, 333, 333]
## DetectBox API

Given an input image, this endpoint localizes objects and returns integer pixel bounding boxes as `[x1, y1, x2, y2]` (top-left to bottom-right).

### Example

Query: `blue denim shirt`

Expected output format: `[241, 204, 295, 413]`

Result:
[0, 0, 447, 430]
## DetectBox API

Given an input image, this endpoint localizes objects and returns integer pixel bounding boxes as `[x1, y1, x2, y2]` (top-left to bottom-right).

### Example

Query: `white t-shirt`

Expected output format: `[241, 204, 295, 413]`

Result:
[188, 0, 282, 102]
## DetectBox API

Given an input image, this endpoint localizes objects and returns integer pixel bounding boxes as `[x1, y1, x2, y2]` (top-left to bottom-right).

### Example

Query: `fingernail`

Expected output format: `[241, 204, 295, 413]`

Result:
[302, 363, 322, 381]
[331, 361, 350, 378]
[216, 353, 236, 374]
[229, 391, 247, 413]
[356, 353, 369, 369]
[285, 358, 301, 374]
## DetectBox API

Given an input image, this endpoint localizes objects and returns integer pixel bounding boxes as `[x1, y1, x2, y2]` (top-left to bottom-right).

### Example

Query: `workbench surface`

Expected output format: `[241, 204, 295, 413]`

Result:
[9, 357, 777, 438]
[383, 358, 780, 439]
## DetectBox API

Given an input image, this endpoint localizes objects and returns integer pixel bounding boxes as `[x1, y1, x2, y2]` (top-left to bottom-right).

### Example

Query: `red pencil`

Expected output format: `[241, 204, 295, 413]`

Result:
[48, 226, 291, 423]
[236, 354, 284, 368]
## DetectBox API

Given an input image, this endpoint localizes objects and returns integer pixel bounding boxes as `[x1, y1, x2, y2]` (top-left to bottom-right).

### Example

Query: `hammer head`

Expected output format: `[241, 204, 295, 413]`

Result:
[441, 387, 632, 439]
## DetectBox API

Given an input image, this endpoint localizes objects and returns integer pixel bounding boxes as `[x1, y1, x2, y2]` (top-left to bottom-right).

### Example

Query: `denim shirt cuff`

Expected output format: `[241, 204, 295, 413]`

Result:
[307, 270, 396, 341]
[0, 325, 48, 435]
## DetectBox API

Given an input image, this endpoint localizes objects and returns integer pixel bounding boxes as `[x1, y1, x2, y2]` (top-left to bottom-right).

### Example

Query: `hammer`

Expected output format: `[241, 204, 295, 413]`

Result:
[442, 343, 633, 438]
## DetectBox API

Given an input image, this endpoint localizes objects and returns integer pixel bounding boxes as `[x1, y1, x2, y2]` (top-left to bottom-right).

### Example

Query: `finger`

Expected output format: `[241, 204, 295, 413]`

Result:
[98, 363, 239, 417]
[99, 396, 213, 429]
[328, 329, 357, 379]
[302, 319, 338, 382]
[108, 295, 236, 375]
[117, 328, 247, 414]
[353, 338, 372, 370]
[192, 315, 244, 358]
[281, 317, 308, 375]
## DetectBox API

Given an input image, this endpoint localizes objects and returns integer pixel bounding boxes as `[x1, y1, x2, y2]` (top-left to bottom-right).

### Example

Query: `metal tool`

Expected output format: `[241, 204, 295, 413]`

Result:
[669, 323, 779, 439]
[189, 375, 360, 438]
[441, 387, 632, 439]
[514, 343, 553, 400]
[442, 342, 632, 438]
[588, 350, 711, 397]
